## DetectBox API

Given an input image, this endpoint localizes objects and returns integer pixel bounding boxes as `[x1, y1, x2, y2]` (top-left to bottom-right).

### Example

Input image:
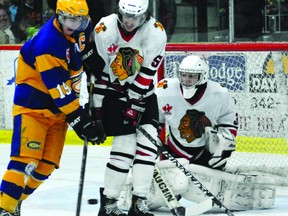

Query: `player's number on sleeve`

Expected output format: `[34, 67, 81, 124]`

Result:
[151, 55, 163, 68]
[56, 82, 72, 99]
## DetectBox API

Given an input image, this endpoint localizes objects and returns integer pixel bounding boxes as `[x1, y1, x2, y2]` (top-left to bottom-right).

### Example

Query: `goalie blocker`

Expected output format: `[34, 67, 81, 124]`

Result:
[118, 158, 276, 212]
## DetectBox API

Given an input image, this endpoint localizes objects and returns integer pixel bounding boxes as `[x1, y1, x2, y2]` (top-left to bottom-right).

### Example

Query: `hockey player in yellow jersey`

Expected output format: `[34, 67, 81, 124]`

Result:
[0, 0, 105, 215]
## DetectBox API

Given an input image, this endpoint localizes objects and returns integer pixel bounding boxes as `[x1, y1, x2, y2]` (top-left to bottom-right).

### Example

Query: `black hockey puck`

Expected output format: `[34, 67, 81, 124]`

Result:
[88, 199, 98, 205]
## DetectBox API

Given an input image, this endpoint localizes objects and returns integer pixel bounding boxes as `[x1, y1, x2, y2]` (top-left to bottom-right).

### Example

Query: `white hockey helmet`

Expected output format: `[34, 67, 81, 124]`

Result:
[178, 55, 209, 99]
[118, 0, 149, 32]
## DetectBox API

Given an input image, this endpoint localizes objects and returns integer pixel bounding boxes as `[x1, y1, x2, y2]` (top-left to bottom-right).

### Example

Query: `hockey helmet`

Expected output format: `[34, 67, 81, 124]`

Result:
[56, 0, 90, 31]
[118, 0, 149, 32]
[178, 55, 209, 99]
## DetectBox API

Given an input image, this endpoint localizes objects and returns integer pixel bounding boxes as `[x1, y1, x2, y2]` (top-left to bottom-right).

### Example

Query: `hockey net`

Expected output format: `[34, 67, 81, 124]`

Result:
[158, 43, 288, 185]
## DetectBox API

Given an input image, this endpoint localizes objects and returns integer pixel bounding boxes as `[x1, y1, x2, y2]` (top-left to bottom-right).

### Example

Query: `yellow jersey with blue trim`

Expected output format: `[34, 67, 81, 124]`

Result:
[13, 18, 84, 117]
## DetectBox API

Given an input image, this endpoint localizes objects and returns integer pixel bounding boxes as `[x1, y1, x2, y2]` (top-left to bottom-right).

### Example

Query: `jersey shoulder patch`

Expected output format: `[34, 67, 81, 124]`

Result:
[156, 78, 180, 98]
[157, 79, 169, 89]
[157, 78, 180, 89]
[95, 14, 117, 35]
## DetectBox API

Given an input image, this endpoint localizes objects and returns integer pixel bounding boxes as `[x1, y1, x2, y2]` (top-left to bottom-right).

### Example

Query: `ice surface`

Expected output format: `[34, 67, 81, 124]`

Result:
[1, 144, 288, 216]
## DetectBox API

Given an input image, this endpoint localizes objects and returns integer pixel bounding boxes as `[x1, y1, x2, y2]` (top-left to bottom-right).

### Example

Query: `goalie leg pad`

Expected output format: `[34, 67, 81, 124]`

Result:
[225, 184, 276, 210]
[146, 159, 190, 210]
[117, 158, 190, 210]
[181, 164, 276, 211]
[156, 158, 190, 194]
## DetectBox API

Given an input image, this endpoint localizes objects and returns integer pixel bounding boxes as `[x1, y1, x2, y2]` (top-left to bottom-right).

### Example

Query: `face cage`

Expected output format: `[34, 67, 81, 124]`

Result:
[58, 11, 90, 32]
[117, 10, 147, 31]
[179, 71, 203, 88]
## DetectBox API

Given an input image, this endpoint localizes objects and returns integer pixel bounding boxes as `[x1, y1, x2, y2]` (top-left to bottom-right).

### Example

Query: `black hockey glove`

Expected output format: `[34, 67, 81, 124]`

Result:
[90, 107, 106, 145]
[123, 98, 146, 127]
[81, 41, 105, 80]
[66, 107, 105, 144]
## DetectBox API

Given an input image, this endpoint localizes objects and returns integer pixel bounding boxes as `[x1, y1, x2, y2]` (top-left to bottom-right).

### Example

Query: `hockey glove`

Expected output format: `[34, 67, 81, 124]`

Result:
[81, 41, 105, 80]
[91, 107, 106, 145]
[90, 107, 103, 124]
[123, 98, 146, 127]
[66, 108, 105, 144]
[84, 104, 102, 123]
[205, 127, 236, 169]
[93, 119, 106, 144]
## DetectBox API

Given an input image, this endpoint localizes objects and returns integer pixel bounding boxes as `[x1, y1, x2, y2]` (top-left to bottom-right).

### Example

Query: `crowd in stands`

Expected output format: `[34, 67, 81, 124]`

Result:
[0, 0, 45, 44]
[0, 0, 177, 44]
[0, 4, 16, 44]
[0, 0, 108, 44]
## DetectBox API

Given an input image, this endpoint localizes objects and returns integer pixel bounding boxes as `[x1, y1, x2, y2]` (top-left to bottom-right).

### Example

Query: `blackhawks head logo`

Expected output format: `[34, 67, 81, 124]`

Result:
[178, 109, 211, 143]
[110, 47, 144, 81]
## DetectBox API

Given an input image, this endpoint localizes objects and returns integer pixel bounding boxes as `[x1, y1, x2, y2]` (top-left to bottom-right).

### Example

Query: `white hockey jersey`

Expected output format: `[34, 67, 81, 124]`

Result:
[93, 14, 167, 106]
[156, 78, 238, 160]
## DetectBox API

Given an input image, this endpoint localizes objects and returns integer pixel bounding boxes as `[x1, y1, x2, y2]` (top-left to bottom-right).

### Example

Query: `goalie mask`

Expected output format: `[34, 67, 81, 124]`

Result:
[56, 0, 90, 33]
[118, 0, 149, 32]
[178, 55, 209, 99]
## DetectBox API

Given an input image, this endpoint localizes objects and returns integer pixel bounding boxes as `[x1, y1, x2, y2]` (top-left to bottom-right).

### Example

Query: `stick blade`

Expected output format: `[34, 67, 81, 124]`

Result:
[171, 206, 185, 216]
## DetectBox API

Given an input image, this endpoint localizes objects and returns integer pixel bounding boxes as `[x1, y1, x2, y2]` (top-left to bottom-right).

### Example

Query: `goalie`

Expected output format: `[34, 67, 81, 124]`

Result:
[118, 55, 276, 212]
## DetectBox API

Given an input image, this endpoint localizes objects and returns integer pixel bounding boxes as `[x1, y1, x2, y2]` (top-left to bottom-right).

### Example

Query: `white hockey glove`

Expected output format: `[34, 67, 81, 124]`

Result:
[205, 127, 236, 169]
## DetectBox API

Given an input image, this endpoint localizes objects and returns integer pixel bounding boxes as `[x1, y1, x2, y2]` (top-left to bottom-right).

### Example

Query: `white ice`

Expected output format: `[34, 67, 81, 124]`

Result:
[1, 144, 288, 216]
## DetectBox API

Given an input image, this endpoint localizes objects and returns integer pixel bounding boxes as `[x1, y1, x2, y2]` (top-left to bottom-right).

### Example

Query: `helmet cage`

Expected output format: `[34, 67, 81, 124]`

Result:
[57, 10, 90, 31]
[117, 0, 148, 31]
[178, 69, 206, 89]
[117, 11, 147, 31]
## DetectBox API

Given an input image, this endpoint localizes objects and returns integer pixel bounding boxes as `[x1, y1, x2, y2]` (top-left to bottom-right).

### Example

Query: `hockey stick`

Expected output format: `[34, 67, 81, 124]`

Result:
[153, 165, 213, 216]
[76, 74, 96, 216]
[153, 165, 185, 216]
[137, 126, 234, 216]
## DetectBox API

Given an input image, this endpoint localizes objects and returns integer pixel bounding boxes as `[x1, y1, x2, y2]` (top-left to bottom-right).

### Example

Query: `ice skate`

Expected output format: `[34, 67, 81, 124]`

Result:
[0, 208, 13, 216]
[14, 200, 22, 216]
[128, 195, 154, 216]
[98, 187, 126, 216]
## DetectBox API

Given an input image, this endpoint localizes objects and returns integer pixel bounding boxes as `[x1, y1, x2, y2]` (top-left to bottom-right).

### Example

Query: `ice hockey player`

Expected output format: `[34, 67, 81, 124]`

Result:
[118, 55, 276, 212]
[87, 0, 167, 215]
[0, 0, 105, 215]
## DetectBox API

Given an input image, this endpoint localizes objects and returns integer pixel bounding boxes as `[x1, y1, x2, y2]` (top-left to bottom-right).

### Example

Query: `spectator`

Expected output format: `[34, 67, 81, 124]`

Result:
[2, 0, 44, 43]
[8, 0, 21, 23]
[0, 0, 10, 8]
[0, 4, 16, 44]
[42, 6, 54, 24]
[18, 16, 40, 42]
[15, 0, 43, 26]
